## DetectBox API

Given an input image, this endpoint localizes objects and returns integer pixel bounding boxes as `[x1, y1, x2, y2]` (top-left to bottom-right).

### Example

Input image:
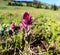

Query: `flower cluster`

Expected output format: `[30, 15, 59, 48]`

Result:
[10, 12, 32, 32]
[10, 22, 15, 32]
[19, 12, 32, 31]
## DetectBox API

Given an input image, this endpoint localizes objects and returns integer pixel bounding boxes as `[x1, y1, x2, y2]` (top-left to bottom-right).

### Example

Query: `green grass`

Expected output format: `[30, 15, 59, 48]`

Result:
[0, 6, 60, 20]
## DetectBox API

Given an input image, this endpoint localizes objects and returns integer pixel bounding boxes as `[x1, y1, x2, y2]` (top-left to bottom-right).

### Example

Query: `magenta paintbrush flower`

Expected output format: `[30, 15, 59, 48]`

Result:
[22, 18, 27, 27]
[19, 22, 27, 30]
[23, 12, 31, 19]
[19, 11, 32, 32]
[22, 11, 32, 25]
[19, 12, 32, 42]
[19, 23, 23, 29]
[10, 22, 15, 32]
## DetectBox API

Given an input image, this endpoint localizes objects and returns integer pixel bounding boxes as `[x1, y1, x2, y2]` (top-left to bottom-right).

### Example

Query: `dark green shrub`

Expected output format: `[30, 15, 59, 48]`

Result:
[8, 2, 11, 6]
[11, 2, 15, 6]
[15, 2, 23, 6]
[45, 5, 49, 9]
[51, 5, 58, 10]
[8, 2, 23, 6]
[33, 2, 42, 8]
[26, 3, 33, 7]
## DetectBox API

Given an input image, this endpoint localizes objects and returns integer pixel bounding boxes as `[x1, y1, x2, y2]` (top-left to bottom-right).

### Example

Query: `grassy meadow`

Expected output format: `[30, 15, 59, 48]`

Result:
[0, 0, 60, 21]
[0, 0, 60, 55]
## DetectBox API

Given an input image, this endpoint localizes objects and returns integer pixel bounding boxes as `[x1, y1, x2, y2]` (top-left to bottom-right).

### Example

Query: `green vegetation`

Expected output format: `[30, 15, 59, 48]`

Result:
[0, 0, 60, 55]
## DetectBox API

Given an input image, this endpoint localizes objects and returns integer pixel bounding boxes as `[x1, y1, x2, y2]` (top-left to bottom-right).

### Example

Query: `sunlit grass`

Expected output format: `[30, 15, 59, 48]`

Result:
[0, 5, 60, 21]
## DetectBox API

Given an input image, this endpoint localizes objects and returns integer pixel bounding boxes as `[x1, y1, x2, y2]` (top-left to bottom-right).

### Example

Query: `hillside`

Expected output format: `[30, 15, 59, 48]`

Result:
[0, 1, 60, 19]
[0, 0, 60, 21]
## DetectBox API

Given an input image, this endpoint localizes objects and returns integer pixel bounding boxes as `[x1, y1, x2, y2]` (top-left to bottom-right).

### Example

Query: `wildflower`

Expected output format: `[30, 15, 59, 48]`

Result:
[19, 12, 32, 32]
[10, 22, 15, 32]
[19, 12, 32, 42]
[4, 11, 8, 15]
[14, 11, 18, 16]
[19, 23, 23, 29]
[22, 18, 28, 28]
[22, 11, 32, 25]
[19, 23, 28, 31]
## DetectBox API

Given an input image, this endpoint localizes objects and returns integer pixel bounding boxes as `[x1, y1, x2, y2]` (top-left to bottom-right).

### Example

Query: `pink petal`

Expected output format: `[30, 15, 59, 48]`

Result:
[19, 23, 23, 29]
[23, 12, 31, 20]
[10, 22, 15, 32]
[22, 19, 27, 27]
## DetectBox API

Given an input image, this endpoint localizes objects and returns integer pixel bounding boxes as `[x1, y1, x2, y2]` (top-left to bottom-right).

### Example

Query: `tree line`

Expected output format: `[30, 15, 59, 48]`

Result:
[8, 0, 58, 11]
